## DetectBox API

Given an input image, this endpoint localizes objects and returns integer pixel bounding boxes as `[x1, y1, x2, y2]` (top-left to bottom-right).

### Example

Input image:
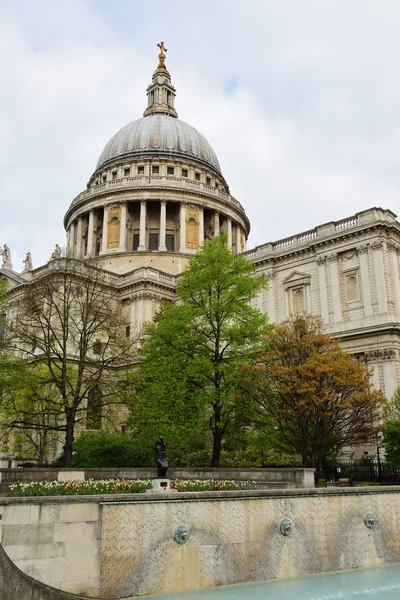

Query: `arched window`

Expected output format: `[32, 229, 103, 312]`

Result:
[86, 385, 102, 430]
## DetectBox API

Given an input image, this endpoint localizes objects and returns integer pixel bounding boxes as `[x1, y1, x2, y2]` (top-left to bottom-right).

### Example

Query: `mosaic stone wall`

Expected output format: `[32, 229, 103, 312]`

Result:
[99, 491, 400, 597]
[2, 490, 400, 598]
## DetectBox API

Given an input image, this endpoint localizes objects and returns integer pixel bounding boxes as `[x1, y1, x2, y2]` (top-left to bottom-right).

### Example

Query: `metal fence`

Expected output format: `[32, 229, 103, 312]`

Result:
[323, 461, 400, 485]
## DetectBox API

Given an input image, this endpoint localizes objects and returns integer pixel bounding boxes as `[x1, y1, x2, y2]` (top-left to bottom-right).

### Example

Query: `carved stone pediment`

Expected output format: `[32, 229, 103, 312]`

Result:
[282, 270, 311, 289]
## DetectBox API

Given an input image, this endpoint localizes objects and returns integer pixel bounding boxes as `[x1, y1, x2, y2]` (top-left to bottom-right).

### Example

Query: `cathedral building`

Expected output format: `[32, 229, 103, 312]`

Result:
[1, 44, 400, 463]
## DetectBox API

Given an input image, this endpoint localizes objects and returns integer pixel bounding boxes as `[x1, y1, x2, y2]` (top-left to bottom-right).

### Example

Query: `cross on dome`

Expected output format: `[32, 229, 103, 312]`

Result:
[143, 41, 178, 118]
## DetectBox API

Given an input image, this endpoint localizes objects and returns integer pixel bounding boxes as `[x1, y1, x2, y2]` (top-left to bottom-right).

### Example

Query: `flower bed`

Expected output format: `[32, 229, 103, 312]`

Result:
[7, 478, 257, 497]
[171, 479, 256, 492]
[8, 479, 153, 497]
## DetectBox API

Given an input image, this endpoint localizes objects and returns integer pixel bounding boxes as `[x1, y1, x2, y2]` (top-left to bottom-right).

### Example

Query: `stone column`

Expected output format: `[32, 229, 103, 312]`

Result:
[214, 212, 220, 237]
[138, 201, 147, 251]
[159, 200, 167, 251]
[227, 218, 232, 249]
[317, 256, 329, 324]
[236, 225, 241, 255]
[101, 207, 109, 253]
[372, 241, 387, 314]
[119, 203, 127, 251]
[180, 203, 186, 252]
[76, 217, 83, 259]
[328, 253, 342, 324]
[86, 211, 94, 257]
[358, 245, 373, 317]
[69, 222, 76, 258]
[389, 243, 400, 315]
[199, 208, 204, 246]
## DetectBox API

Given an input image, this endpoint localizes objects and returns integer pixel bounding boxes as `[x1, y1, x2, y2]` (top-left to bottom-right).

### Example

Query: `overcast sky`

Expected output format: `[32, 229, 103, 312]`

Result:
[1, 0, 400, 271]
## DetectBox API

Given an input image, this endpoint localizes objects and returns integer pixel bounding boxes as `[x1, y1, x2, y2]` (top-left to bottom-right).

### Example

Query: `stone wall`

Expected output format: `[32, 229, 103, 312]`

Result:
[0, 466, 314, 492]
[1, 487, 400, 597]
[0, 543, 101, 600]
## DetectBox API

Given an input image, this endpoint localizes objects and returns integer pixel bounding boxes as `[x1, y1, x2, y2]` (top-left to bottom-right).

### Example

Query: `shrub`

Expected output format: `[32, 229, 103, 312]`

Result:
[72, 433, 153, 468]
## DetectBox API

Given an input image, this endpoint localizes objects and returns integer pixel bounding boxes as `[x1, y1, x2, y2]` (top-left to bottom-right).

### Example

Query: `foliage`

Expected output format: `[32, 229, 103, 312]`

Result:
[8, 478, 153, 497]
[381, 388, 400, 466]
[384, 387, 400, 422]
[242, 314, 385, 484]
[382, 421, 400, 466]
[130, 234, 269, 467]
[1, 260, 137, 467]
[170, 479, 256, 492]
[72, 432, 154, 468]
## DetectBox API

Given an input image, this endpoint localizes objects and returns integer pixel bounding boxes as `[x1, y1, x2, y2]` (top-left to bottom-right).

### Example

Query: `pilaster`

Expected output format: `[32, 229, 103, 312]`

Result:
[328, 253, 342, 324]
[371, 241, 388, 314]
[316, 256, 329, 324]
[358, 245, 373, 317]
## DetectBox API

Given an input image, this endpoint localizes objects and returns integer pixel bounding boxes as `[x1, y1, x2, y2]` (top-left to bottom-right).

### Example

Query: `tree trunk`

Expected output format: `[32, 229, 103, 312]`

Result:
[63, 421, 74, 468]
[211, 426, 222, 468]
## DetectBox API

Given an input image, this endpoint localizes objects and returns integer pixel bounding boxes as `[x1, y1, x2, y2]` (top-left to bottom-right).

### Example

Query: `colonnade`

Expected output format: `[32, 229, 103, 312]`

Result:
[68, 200, 246, 258]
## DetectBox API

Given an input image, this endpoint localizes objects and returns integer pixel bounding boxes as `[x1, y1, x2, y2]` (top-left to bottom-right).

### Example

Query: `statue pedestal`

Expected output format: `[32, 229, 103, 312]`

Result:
[146, 478, 177, 493]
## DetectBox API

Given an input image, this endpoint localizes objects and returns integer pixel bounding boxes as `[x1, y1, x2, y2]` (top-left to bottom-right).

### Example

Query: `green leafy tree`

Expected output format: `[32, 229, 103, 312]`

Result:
[2, 260, 137, 467]
[381, 389, 400, 465]
[130, 234, 268, 467]
[242, 314, 385, 483]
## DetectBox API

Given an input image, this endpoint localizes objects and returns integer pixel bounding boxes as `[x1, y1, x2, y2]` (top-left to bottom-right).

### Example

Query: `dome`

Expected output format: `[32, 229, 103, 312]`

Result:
[96, 115, 222, 174]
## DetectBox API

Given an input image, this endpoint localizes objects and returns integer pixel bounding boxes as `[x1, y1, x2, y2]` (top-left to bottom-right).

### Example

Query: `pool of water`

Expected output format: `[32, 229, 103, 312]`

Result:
[144, 565, 400, 600]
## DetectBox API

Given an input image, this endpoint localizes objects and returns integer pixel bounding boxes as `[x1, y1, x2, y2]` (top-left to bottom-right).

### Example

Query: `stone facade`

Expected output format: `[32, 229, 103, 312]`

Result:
[246, 207, 400, 399]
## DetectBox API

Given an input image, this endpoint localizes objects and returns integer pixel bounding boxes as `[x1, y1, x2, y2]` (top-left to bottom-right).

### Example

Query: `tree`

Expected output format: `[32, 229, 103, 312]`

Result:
[1, 259, 137, 467]
[381, 388, 400, 466]
[243, 315, 385, 483]
[130, 234, 268, 467]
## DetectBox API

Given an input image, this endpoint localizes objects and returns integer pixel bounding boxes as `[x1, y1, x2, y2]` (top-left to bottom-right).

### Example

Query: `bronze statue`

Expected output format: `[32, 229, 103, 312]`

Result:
[155, 435, 168, 478]
[157, 41, 167, 68]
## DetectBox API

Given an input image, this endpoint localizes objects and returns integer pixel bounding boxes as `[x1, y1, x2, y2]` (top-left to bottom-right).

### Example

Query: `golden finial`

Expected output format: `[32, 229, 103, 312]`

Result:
[157, 41, 167, 68]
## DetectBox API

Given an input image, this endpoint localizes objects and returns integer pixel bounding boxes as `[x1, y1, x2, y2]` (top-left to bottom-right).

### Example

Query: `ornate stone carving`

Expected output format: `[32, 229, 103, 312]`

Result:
[357, 244, 369, 254]
[386, 242, 400, 253]
[338, 249, 358, 261]
[0, 244, 12, 268]
[326, 252, 338, 263]
[50, 244, 62, 260]
[279, 518, 293, 536]
[365, 348, 396, 362]
[364, 513, 375, 528]
[22, 252, 33, 272]
[174, 525, 190, 544]
[371, 240, 383, 251]
[316, 256, 327, 265]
